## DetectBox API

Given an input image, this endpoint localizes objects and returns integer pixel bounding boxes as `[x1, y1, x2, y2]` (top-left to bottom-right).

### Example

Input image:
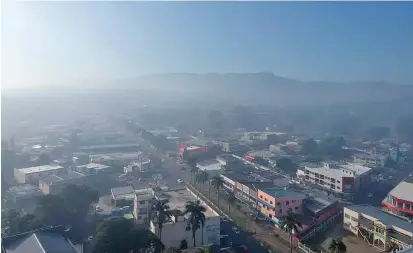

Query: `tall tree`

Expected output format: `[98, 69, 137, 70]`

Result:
[1, 209, 41, 236]
[186, 157, 199, 182]
[91, 217, 164, 253]
[300, 138, 318, 156]
[35, 194, 70, 227]
[59, 184, 99, 223]
[184, 201, 206, 248]
[279, 211, 303, 253]
[196, 171, 209, 192]
[328, 238, 347, 253]
[153, 199, 172, 241]
[211, 176, 224, 206]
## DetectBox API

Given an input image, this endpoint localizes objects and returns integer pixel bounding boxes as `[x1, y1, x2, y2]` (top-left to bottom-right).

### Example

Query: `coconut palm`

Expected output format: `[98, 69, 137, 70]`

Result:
[328, 238, 347, 253]
[211, 176, 224, 206]
[186, 157, 198, 182]
[184, 200, 206, 247]
[279, 211, 303, 253]
[196, 171, 209, 192]
[226, 192, 236, 215]
[153, 199, 172, 241]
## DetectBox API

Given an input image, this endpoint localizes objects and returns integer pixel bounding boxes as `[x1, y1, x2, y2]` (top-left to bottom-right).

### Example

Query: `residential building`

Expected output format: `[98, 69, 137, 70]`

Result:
[14, 165, 65, 184]
[4, 184, 44, 214]
[1, 226, 82, 253]
[133, 188, 155, 224]
[241, 131, 287, 146]
[89, 152, 142, 166]
[38, 171, 86, 195]
[382, 179, 413, 219]
[303, 162, 372, 200]
[344, 204, 413, 251]
[111, 186, 135, 207]
[73, 163, 111, 174]
[150, 189, 220, 249]
[257, 188, 306, 225]
[353, 153, 387, 168]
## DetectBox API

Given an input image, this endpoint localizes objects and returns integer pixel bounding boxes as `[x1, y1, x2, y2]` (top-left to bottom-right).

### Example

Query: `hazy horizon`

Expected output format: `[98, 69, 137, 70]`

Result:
[2, 1, 413, 89]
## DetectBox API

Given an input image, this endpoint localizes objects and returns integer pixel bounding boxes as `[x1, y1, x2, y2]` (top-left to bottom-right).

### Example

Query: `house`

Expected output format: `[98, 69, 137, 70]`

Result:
[14, 165, 65, 184]
[133, 188, 155, 224]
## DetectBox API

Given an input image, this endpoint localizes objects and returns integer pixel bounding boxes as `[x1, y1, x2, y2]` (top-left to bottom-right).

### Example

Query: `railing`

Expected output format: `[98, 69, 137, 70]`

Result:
[297, 242, 324, 253]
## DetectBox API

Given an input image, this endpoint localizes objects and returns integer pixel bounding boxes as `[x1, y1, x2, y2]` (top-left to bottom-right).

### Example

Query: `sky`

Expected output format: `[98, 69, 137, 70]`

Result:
[2, 1, 413, 89]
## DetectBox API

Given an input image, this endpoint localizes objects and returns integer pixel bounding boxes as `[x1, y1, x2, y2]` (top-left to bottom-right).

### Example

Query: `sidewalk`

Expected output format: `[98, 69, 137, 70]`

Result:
[186, 178, 297, 253]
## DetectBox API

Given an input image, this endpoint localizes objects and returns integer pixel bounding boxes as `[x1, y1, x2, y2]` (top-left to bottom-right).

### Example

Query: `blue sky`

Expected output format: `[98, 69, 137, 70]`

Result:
[2, 1, 413, 88]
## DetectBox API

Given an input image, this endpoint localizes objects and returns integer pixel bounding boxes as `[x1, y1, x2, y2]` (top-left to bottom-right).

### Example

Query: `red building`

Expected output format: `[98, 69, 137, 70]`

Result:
[382, 179, 413, 219]
[177, 139, 222, 164]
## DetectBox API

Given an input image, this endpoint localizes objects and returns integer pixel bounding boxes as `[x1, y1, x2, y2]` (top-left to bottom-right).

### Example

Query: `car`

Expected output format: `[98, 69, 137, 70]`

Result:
[177, 179, 183, 183]
[87, 236, 94, 241]
[232, 226, 240, 234]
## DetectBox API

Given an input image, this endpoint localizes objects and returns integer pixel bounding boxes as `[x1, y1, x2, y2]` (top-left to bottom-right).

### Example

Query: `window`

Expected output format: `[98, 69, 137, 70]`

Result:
[286, 201, 290, 206]
[345, 214, 350, 219]
[337, 181, 340, 183]
[270, 201, 273, 204]
[260, 195, 263, 199]
[265, 198, 268, 202]
[140, 200, 146, 204]
[277, 203, 281, 207]
[137, 216, 142, 220]
[279, 209, 282, 214]
[351, 217, 358, 222]
[337, 186, 340, 189]
[292, 200, 296, 203]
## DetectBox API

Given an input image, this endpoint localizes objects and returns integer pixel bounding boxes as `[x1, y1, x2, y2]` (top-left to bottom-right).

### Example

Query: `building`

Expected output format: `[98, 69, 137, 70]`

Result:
[150, 188, 220, 249]
[241, 131, 287, 146]
[197, 160, 223, 177]
[89, 152, 142, 166]
[344, 204, 413, 251]
[79, 143, 139, 154]
[257, 188, 306, 225]
[74, 163, 111, 174]
[111, 186, 135, 207]
[1, 226, 82, 253]
[303, 162, 372, 200]
[382, 179, 413, 219]
[250, 170, 289, 188]
[353, 153, 387, 168]
[4, 184, 44, 214]
[38, 171, 86, 195]
[133, 188, 155, 224]
[14, 165, 65, 184]
[177, 139, 222, 164]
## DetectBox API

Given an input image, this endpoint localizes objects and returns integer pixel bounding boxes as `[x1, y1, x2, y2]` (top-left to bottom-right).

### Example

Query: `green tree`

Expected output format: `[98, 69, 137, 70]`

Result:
[226, 192, 236, 215]
[276, 157, 295, 173]
[153, 199, 172, 241]
[211, 176, 224, 206]
[184, 201, 206, 247]
[91, 217, 164, 253]
[186, 157, 199, 182]
[328, 238, 347, 253]
[279, 211, 303, 253]
[1, 209, 41, 236]
[59, 184, 99, 223]
[196, 171, 209, 192]
[197, 244, 214, 253]
[35, 194, 70, 227]
[300, 138, 318, 156]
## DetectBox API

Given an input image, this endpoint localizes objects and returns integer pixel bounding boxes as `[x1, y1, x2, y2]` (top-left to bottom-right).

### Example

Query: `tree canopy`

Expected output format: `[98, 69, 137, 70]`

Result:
[91, 217, 164, 253]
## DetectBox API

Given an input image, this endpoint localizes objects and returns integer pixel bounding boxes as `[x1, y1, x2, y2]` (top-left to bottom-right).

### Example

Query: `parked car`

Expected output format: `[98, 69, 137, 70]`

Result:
[232, 226, 240, 234]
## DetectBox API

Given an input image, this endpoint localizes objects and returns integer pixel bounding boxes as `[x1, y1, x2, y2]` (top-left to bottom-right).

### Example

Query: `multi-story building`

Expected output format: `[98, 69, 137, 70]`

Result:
[257, 188, 306, 225]
[344, 204, 413, 251]
[133, 188, 155, 224]
[303, 162, 372, 200]
[177, 139, 222, 164]
[79, 143, 140, 154]
[382, 179, 413, 219]
[150, 189, 220, 249]
[353, 153, 387, 168]
[14, 165, 65, 184]
[89, 152, 142, 166]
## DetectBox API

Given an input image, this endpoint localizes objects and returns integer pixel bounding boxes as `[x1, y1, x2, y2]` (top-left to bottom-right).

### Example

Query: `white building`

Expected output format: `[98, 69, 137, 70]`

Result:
[353, 153, 386, 168]
[150, 189, 220, 249]
[14, 165, 65, 184]
[304, 162, 372, 199]
[197, 160, 222, 177]
[89, 152, 142, 166]
[133, 188, 155, 224]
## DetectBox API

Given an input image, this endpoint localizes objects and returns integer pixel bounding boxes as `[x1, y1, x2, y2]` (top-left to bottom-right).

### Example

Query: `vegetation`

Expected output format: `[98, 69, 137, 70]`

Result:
[91, 217, 164, 253]
[276, 157, 295, 174]
[153, 199, 172, 241]
[2, 184, 99, 236]
[279, 211, 303, 253]
[197, 244, 214, 253]
[196, 171, 209, 193]
[226, 192, 236, 215]
[211, 175, 224, 206]
[328, 238, 347, 253]
[253, 156, 269, 167]
[184, 200, 207, 247]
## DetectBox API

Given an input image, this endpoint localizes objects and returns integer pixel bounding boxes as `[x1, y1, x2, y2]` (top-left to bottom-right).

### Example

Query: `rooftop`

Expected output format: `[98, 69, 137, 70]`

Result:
[353, 153, 387, 159]
[90, 152, 142, 161]
[346, 204, 413, 233]
[251, 170, 287, 180]
[6, 184, 43, 198]
[388, 179, 413, 203]
[80, 143, 139, 150]
[160, 189, 217, 218]
[261, 188, 305, 198]
[111, 186, 135, 201]
[197, 160, 222, 171]
[39, 171, 85, 185]
[305, 162, 371, 178]
[16, 165, 64, 175]
[76, 163, 110, 170]
[186, 146, 201, 151]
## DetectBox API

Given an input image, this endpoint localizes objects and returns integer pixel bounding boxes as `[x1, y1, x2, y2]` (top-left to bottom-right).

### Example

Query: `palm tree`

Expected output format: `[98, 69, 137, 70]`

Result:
[328, 238, 347, 253]
[153, 199, 172, 241]
[186, 157, 198, 182]
[226, 192, 236, 215]
[211, 176, 224, 206]
[196, 171, 209, 193]
[184, 200, 206, 247]
[279, 211, 303, 253]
